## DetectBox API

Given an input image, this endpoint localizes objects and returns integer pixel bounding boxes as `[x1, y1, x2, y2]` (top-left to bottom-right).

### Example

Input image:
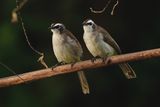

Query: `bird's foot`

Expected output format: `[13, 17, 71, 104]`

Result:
[51, 61, 66, 70]
[91, 56, 100, 63]
[101, 56, 111, 64]
[71, 62, 77, 68]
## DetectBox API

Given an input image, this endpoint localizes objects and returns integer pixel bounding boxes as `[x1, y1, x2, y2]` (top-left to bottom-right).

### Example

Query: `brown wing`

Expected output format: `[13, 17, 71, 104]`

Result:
[64, 29, 83, 56]
[97, 26, 122, 54]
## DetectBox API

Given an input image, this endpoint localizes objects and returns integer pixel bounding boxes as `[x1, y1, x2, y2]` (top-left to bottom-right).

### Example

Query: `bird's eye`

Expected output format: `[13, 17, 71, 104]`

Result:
[87, 22, 93, 26]
[54, 25, 60, 29]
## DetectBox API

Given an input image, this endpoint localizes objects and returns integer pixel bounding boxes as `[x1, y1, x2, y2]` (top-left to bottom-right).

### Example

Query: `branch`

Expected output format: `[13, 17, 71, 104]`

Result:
[111, 0, 119, 15]
[11, 0, 28, 23]
[12, 0, 48, 68]
[90, 0, 119, 15]
[90, 0, 112, 13]
[0, 48, 160, 88]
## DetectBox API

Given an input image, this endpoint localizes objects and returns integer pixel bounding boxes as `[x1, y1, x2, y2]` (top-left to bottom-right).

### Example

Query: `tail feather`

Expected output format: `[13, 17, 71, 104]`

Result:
[119, 63, 136, 79]
[77, 71, 90, 94]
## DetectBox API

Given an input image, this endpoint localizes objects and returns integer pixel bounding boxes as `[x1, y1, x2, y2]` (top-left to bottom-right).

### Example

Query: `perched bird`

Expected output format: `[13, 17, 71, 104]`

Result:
[49, 23, 90, 94]
[82, 19, 136, 79]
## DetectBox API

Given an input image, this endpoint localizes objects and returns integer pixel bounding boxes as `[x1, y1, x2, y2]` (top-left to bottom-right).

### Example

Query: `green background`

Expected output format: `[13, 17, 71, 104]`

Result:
[0, 0, 160, 107]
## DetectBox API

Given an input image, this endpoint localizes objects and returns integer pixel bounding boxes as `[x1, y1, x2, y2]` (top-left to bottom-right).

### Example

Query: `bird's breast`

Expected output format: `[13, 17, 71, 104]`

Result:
[52, 34, 80, 63]
[84, 32, 115, 57]
[52, 33, 65, 45]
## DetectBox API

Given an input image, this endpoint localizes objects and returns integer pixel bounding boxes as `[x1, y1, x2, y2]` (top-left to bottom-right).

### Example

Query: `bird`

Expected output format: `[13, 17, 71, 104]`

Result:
[49, 23, 90, 94]
[82, 19, 136, 79]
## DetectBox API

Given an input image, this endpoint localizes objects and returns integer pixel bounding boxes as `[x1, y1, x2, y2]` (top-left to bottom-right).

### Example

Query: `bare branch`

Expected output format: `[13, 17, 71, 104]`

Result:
[14, 0, 48, 68]
[0, 48, 160, 88]
[11, 0, 28, 23]
[111, 0, 119, 15]
[0, 62, 25, 82]
[90, 0, 112, 14]
[37, 53, 49, 68]
[90, 0, 119, 15]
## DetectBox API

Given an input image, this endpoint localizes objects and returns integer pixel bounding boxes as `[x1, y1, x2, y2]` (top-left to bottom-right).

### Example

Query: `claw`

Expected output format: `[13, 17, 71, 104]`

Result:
[51, 61, 66, 70]
[91, 58, 96, 63]
[101, 57, 106, 64]
[91, 56, 100, 63]
[101, 57, 110, 64]
[71, 62, 76, 68]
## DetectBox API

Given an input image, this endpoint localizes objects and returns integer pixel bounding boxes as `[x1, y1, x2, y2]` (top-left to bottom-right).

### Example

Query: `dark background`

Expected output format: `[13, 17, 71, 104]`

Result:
[0, 0, 160, 107]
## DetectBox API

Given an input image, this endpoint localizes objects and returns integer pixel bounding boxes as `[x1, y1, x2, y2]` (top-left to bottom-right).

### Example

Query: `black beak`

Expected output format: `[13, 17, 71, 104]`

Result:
[48, 26, 51, 29]
[48, 26, 53, 29]
[49, 23, 55, 29]
[82, 22, 87, 25]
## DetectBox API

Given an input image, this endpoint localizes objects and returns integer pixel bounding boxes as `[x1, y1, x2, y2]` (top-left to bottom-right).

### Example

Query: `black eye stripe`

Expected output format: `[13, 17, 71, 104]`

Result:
[53, 25, 62, 29]
[87, 22, 93, 25]
[54, 25, 60, 28]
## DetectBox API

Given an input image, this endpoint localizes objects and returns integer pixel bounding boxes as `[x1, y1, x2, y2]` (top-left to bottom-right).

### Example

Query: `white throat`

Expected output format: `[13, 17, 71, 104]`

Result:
[83, 26, 94, 33]
[51, 29, 60, 34]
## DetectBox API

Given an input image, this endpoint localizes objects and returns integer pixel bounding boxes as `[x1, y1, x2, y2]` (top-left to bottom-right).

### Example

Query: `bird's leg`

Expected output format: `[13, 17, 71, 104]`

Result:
[51, 61, 66, 70]
[71, 62, 76, 68]
[101, 56, 111, 64]
[91, 56, 101, 63]
[101, 57, 108, 63]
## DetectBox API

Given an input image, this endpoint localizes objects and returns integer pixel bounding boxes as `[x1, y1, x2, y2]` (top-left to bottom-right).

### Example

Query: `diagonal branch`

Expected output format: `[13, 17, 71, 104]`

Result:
[0, 48, 160, 88]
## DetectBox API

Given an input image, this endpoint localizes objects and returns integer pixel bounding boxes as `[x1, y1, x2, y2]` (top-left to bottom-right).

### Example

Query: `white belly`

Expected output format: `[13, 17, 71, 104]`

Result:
[83, 33, 115, 57]
[52, 34, 79, 63]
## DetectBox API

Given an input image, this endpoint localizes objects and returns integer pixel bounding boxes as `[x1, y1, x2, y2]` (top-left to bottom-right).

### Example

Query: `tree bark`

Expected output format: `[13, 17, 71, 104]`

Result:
[0, 48, 160, 88]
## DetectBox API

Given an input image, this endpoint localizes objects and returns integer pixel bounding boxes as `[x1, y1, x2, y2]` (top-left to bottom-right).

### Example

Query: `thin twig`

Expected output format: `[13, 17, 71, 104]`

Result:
[111, 0, 119, 15]
[90, 0, 112, 13]
[16, 0, 42, 56]
[0, 62, 25, 82]
[37, 53, 49, 68]
[15, 0, 48, 68]
[0, 48, 160, 88]
[90, 0, 119, 15]
[11, 0, 28, 23]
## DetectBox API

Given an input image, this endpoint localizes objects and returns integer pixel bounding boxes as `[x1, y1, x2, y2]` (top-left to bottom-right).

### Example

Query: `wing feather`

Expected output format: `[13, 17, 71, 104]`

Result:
[97, 26, 121, 54]
[63, 29, 83, 57]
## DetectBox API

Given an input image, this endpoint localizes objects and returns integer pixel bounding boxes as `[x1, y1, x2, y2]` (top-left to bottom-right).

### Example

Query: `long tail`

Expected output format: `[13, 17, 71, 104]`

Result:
[119, 63, 136, 79]
[77, 71, 90, 94]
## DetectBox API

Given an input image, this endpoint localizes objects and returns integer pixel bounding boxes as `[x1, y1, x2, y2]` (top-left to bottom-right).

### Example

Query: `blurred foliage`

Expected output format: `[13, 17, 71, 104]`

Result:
[0, 0, 160, 107]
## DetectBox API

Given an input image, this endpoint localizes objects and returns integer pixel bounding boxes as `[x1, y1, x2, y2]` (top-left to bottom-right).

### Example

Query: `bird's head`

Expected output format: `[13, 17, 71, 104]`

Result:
[49, 23, 65, 34]
[82, 19, 96, 32]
